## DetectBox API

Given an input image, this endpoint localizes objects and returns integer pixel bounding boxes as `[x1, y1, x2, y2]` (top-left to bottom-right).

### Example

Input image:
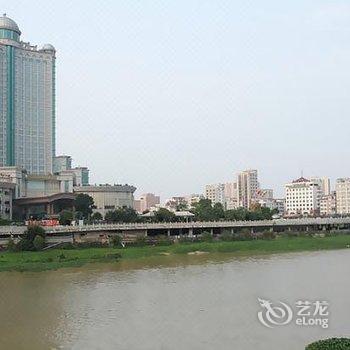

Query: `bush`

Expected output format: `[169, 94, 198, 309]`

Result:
[59, 242, 76, 250]
[221, 231, 234, 241]
[33, 235, 45, 251]
[200, 231, 213, 242]
[155, 235, 172, 246]
[135, 235, 147, 246]
[262, 231, 276, 240]
[7, 238, 16, 252]
[306, 338, 350, 350]
[75, 241, 106, 249]
[110, 235, 122, 247]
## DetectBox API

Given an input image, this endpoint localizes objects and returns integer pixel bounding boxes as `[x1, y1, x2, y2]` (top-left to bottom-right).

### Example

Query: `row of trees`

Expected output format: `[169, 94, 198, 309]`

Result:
[57, 195, 277, 225]
[192, 199, 277, 222]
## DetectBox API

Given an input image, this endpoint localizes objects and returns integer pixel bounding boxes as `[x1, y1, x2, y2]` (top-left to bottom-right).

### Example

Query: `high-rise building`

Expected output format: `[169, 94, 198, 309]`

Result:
[237, 169, 259, 208]
[0, 14, 56, 174]
[336, 178, 350, 215]
[285, 177, 320, 217]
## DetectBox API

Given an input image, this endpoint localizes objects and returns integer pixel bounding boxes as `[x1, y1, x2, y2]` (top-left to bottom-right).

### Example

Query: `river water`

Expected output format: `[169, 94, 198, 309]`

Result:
[0, 249, 349, 350]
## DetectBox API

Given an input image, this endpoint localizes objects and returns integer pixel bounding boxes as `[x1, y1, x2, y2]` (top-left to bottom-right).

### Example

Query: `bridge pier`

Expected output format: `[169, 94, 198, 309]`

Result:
[188, 228, 193, 237]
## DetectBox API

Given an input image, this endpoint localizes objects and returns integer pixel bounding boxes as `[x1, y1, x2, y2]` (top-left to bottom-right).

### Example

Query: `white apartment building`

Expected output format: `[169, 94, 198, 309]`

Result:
[237, 169, 259, 209]
[285, 177, 320, 217]
[205, 183, 225, 206]
[320, 192, 336, 216]
[310, 177, 331, 196]
[336, 178, 350, 215]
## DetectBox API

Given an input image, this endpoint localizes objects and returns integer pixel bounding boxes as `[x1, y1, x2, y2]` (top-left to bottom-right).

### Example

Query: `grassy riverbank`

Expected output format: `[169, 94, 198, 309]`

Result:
[1, 235, 350, 272]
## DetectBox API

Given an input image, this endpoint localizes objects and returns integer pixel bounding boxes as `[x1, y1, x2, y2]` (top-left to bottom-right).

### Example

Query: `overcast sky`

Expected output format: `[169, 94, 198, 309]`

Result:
[4, 1, 350, 200]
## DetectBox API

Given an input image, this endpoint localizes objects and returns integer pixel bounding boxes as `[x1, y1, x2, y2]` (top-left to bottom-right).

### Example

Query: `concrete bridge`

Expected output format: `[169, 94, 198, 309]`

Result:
[1, 217, 350, 245]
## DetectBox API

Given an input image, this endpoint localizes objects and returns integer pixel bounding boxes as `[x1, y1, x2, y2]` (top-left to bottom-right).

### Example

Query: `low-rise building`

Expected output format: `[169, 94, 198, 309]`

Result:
[74, 184, 136, 218]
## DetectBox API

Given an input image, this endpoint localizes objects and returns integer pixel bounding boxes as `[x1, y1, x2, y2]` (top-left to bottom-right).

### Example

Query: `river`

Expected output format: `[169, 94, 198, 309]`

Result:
[0, 249, 349, 349]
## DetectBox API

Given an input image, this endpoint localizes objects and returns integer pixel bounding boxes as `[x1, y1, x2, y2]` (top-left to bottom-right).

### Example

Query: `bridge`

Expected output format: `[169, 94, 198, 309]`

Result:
[1, 217, 350, 245]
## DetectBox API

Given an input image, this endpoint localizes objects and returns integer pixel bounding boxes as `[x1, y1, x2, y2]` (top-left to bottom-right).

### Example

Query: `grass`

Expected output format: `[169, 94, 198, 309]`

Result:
[1, 234, 350, 272]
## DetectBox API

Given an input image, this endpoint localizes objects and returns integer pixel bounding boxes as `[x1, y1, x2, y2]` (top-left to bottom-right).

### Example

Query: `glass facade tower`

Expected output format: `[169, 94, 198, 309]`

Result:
[0, 14, 56, 174]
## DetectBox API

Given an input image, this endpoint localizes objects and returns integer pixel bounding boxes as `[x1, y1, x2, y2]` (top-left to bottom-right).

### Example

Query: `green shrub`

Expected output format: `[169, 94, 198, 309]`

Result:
[155, 235, 172, 246]
[262, 231, 276, 240]
[306, 338, 350, 350]
[105, 253, 121, 260]
[7, 238, 16, 252]
[200, 231, 213, 242]
[57, 253, 66, 261]
[135, 236, 147, 246]
[60, 242, 76, 250]
[110, 235, 122, 247]
[33, 235, 45, 251]
[221, 231, 234, 241]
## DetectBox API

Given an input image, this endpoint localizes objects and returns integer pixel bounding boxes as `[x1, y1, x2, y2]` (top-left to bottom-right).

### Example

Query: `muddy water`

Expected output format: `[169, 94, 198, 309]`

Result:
[0, 250, 349, 349]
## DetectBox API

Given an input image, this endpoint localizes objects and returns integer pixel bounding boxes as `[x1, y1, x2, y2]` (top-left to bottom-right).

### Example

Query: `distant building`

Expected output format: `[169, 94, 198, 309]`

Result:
[0, 182, 15, 220]
[320, 192, 336, 216]
[237, 170, 259, 208]
[285, 177, 320, 217]
[225, 197, 239, 210]
[274, 199, 285, 215]
[60, 167, 89, 187]
[310, 177, 331, 196]
[224, 182, 237, 199]
[165, 196, 188, 211]
[336, 178, 350, 215]
[185, 194, 204, 209]
[53, 156, 72, 174]
[256, 188, 274, 200]
[205, 183, 225, 206]
[74, 184, 136, 218]
[134, 193, 160, 213]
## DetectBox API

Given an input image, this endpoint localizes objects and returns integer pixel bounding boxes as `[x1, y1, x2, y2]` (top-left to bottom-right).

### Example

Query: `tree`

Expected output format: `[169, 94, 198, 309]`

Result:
[17, 225, 46, 251]
[105, 207, 138, 223]
[154, 208, 176, 222]
[91, 212, 103, 221]
[212, 203, 225, 220]
[176, 201, 188, 211]
[74, 194, 94, 219]
[33, 235, 45, 251]
[59, 210, 74, 225]
[192, 199, 216, 221]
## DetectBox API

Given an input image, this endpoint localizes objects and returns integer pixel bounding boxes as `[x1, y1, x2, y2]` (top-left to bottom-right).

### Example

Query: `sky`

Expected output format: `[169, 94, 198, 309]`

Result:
[3, 0, 350, 200]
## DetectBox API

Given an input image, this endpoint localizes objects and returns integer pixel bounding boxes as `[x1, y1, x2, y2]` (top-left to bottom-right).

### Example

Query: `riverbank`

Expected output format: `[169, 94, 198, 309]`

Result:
[1, 234, 350, 272]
